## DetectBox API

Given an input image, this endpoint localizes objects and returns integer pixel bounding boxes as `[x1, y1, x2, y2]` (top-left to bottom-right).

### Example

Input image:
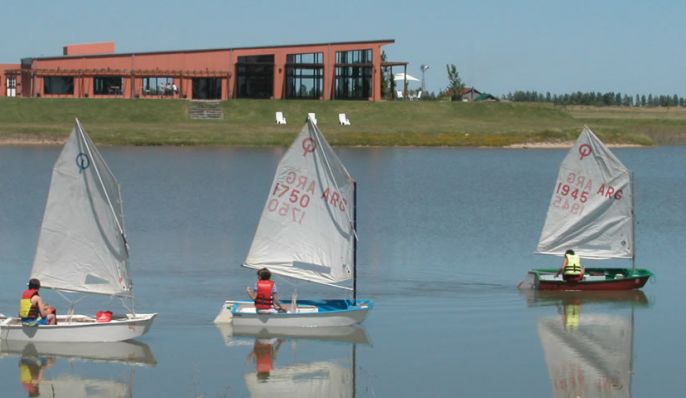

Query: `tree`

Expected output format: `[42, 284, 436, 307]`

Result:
[380, 51, 389, 99]
[446, 64, 465, 100]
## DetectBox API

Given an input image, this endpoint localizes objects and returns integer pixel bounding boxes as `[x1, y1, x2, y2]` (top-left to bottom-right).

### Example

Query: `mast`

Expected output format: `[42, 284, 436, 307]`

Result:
[630, 171, 636, 270]
[353, 181, 358, 303]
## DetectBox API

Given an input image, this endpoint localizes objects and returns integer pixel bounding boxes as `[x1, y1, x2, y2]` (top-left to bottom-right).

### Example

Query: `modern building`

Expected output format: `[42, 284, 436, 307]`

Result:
[2, 40, 403, 101]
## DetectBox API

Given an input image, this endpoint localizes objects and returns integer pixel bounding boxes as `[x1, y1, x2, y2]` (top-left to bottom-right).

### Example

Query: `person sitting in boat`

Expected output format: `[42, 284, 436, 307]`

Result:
[556, 249, 584, 282]
[19, 278, 56, 326]
[246, 268, 286, 313]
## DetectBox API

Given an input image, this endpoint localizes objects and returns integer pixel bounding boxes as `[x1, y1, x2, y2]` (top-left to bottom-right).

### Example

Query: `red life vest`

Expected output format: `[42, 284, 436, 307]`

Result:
[254, 280, 274, 310]
[19, 289, 40, 318]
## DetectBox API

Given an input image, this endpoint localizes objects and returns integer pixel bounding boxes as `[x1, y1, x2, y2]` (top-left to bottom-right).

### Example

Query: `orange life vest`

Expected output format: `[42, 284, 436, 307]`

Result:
[254, 280, 274, 310]
[19, 289, 40, 319]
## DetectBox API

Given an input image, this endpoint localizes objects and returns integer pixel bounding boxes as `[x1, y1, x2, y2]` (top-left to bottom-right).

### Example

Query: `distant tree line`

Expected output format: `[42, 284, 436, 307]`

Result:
[504, 90, 686, 107]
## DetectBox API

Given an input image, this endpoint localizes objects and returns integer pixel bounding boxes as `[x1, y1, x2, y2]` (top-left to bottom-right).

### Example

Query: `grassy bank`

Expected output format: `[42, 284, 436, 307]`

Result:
[1, 97, 685, 146]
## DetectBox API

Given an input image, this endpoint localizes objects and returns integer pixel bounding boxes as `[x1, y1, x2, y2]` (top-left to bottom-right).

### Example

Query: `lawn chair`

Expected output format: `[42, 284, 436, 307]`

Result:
[338, 113, 351, 126]
[396, 90, 403, 100]
[275, 111, 287, 125]
[307, 113, 318, 125]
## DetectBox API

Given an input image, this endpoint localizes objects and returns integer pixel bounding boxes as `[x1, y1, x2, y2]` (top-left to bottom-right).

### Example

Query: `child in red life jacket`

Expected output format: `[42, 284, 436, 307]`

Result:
[246, 268, 286, 313]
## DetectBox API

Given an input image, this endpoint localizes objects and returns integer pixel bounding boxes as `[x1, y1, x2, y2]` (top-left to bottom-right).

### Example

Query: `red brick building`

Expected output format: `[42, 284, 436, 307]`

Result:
[2, 40, 398, 101]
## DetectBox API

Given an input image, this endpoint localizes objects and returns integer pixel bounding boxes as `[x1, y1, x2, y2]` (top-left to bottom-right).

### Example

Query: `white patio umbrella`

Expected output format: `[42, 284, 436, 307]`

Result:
[393, 72, 420, 82]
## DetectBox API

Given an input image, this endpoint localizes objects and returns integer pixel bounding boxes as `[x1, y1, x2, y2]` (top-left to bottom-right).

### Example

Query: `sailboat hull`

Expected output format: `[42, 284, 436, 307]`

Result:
[0, 313, 157, 342]
[215, 299, 372, 328]
[527, 268, 653, 291]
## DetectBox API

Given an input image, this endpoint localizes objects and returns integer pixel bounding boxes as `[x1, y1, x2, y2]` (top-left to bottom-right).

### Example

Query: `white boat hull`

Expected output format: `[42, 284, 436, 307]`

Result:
[0, 313, 156, 342]
[214, 299, 372, 328]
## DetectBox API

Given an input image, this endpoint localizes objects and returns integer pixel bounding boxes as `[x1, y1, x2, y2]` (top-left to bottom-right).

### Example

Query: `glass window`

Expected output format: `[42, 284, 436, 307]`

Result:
[287, 53, 322, 65]
[335, 50, 373, 100]
[236, 55, 274, 99]
[94, 76, 123, 95]
[192, 78, 222, 100]
[286, 52, 323, 99]
[7, 76, 16, 89]
[142, 77, 175, 96]
[336, 49, 372, 64]
[44, 76, 74, 95]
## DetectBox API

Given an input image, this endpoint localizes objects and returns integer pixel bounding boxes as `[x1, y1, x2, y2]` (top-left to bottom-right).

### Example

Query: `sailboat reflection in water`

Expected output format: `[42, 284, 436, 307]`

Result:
[2, 339, 156, 397]
[535, 291, 647, 398]
[218, 323, 368, 397]
[247, 336, 284, 381]
[18, 351, 54, 397]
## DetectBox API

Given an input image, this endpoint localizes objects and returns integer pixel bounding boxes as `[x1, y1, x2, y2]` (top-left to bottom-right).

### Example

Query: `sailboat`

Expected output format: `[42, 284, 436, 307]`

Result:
[0, 119, 156, 342]
[214, 120, 372, 327]
[527, 127, 653, 290]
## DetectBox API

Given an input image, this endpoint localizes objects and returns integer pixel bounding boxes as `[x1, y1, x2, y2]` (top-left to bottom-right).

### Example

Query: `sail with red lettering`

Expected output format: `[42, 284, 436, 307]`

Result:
[537, 127, 633, 259]
[243, 121, 355, 288]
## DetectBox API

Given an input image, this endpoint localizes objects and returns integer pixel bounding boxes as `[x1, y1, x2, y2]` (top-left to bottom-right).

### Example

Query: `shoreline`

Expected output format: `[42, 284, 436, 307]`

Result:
[505, 142, 643, 149]
[0, 137, 647, 148]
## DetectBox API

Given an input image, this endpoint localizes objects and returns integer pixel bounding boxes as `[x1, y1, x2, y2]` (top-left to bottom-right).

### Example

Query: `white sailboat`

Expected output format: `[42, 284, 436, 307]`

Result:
[215, 120, 372, 327]
[527, 126, 653, 290]
[0, 119, 156, 342]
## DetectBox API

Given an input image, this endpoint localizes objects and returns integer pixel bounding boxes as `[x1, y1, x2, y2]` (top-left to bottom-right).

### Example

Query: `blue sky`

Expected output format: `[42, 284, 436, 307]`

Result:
[3, 0, 685, 97]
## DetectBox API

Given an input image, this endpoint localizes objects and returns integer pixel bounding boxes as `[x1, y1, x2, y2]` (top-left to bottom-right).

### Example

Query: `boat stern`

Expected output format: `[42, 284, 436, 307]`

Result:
[213, 300, 238, 324]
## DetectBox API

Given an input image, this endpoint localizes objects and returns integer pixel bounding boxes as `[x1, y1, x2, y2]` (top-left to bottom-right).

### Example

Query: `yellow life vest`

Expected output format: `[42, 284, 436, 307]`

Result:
[563, 254, 582, 276]
[19, 289, 40, 318]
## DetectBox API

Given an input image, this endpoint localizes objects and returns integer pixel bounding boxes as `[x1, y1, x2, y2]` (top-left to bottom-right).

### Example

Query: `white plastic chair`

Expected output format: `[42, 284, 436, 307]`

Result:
[307, 113, 318, 125]
[396, 90, 403, 100]
[338, 113, 351, 126]
[275, 112, 287, 125]
[416, 90, 422, 100]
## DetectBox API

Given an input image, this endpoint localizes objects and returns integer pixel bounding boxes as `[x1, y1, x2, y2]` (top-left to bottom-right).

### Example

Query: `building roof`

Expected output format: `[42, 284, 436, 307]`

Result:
[29, 39, 396, 61]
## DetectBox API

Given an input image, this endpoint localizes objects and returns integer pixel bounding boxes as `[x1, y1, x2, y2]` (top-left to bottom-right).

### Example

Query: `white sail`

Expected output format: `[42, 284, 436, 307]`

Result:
[31, 120, 131, 296]
[245, 361, 352, 398]
[537, 127, 633, 259]
[244, 121, 355, 287]
[538, 314, 632, 398]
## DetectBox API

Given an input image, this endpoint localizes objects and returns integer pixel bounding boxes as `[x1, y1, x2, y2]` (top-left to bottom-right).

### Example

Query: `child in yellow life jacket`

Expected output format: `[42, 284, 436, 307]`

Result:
[19, 279, 56, 326]
[556, 249, 584, 282]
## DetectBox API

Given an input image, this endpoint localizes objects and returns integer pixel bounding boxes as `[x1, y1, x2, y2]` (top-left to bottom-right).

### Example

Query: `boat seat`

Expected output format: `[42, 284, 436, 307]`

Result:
[583, 275, 609, 281]
[235, 304, 319, 314]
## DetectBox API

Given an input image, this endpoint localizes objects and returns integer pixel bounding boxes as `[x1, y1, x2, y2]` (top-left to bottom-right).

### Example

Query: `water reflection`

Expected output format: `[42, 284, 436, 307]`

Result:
[521, 289, 649, 309]
[1, 340, 156, 397]
[217, 324, 368, 397]
[529, 291, 647, 398]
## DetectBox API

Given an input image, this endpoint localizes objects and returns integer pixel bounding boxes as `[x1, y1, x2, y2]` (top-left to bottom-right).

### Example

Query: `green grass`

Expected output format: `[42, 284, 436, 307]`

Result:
[1, 97, 685, 146]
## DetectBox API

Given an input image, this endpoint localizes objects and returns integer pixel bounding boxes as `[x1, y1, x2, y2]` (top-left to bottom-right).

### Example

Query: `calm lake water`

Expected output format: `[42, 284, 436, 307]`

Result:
[0, 144, 684, 397]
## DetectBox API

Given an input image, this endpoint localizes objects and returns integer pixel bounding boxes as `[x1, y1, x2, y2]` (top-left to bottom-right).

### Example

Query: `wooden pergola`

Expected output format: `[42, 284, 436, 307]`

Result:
[382, 61, 409, 99]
